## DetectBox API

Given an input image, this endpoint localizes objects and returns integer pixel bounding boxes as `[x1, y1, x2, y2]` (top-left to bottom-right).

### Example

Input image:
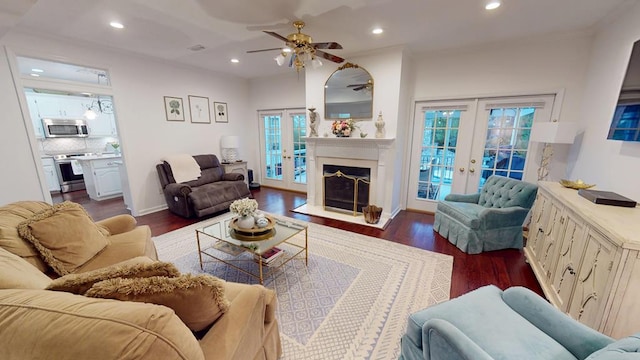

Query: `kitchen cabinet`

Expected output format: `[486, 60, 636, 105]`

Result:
[41, 157, 60, 192]
[524, 181, 640, 338]
[87, 114, 117, 137]
[76, 156, 122, 201]
[28, 93, 86, 119]
[222, 161, 248, 185]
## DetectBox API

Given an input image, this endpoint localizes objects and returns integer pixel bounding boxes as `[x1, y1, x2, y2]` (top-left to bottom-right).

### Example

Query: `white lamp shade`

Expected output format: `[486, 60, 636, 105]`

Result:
[530, 122, 578, 144]
[220, 135, 239, 148]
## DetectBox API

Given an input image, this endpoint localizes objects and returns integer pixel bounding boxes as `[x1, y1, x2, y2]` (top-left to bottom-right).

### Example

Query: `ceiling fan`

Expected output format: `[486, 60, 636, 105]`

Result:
[347, 79, 373, 91]
[247, 21, 345, 70]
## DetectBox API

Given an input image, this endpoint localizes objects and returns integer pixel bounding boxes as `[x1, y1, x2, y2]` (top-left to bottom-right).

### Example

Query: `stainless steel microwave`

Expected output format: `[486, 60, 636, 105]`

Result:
[42, 118, 89, 138]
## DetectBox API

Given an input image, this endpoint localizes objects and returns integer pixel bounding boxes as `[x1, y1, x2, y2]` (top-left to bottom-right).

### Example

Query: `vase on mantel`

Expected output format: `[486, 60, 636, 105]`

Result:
[235, 214, 255, 229]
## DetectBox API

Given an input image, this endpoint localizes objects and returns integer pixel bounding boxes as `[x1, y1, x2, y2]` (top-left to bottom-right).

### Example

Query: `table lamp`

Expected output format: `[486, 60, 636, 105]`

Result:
[220, 135, 239, 163]
[529, 120, 577, 181]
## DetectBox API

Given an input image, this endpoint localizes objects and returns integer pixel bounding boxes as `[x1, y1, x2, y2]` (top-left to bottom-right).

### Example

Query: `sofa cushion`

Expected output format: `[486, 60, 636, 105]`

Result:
[0, 288, 205, 360]
[189, 181, 250, 211]
[0, 246, 52, 289]
[85, 274, 230, 332]
[47, 257, 177, 294]
[17, 201, 110, 276]
[0, 201, 52, 272]
[585, 334, 640, 360]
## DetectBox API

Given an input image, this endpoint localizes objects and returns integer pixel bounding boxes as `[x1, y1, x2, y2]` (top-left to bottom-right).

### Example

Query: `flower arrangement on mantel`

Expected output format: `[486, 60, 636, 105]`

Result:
[229, 198, 258, 217]
[331, 119, 357, 137]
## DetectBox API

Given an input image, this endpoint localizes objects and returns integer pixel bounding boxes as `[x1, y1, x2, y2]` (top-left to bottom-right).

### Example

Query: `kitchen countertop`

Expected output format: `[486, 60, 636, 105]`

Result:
[71, 154, 121, 161]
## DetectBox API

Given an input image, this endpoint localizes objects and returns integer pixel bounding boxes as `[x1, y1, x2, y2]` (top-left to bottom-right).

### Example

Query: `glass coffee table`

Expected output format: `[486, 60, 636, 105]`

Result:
[195, 213, 308, 284]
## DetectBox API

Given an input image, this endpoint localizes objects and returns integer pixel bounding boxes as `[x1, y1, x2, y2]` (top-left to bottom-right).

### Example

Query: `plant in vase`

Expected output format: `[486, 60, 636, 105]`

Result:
[331, 119, 357, 137]
[229, 198, 258, 229]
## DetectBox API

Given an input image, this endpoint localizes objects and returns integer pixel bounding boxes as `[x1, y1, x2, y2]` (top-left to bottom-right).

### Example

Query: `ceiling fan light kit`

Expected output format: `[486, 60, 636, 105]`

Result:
[249, 20, 345, 72]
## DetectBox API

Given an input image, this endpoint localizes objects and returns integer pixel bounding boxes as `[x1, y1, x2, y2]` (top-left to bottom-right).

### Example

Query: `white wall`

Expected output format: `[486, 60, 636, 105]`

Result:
[0, 46, 46, 205]
[412, 32, 593, 182]
[569, 1, 640, 202]
[1, 32, 253, 216]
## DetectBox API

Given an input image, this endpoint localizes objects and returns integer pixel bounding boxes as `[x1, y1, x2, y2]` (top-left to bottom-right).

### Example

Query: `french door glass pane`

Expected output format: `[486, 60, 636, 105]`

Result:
[263, 115, 283, 180]
[480, 106, 534, 190]
[416, 110, 460, 200]
[292, 114, 307, 184]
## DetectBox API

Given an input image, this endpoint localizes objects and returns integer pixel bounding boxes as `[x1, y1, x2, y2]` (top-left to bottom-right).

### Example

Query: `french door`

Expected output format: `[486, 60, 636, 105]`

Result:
[407, 95, 555, 212]
[258, 109, 307, 192]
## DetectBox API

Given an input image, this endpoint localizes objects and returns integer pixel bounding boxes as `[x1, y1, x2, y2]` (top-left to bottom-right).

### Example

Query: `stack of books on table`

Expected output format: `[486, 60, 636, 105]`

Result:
[254, 247, 284, 266]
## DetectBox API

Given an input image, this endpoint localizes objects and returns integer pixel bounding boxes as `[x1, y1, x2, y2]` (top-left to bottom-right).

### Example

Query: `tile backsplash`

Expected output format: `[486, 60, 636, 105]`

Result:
[39, 137, 120, 155]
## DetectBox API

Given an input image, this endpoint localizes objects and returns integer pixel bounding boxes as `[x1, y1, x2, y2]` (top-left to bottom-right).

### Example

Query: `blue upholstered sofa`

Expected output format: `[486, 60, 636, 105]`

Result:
[433, 175, 537, 254]
[399, 285, 640, 360]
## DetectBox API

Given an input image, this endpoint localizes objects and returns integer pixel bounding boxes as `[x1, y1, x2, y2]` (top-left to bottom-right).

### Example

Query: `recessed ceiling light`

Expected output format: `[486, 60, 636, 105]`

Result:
[485, 1, 501, 10]
[30, 73, 40, 77]
[109, 21, 124, 29]
[31, 68, 44, 73]
[230, 58, 239, 63]
[372, 28, 383, 35]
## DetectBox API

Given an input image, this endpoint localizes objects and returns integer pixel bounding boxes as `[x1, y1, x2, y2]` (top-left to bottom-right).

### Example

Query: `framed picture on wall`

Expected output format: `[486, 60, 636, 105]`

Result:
[188, 95, 211, 124]
[214, 102, 228, 123]
[164, 96, 184, 121]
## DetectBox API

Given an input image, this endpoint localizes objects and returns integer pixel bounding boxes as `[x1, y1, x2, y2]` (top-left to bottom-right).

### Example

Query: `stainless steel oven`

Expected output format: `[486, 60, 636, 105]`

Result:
[53, 154, 89, 192]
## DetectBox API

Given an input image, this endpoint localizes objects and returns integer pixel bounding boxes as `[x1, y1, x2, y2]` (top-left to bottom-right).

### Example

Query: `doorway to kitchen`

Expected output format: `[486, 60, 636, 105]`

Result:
[11, 55, 128, 210]
[406, 94, 556, 213]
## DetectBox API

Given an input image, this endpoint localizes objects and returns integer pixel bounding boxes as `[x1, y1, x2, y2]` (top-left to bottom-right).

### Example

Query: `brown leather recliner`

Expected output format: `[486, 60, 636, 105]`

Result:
[156, 154, 251, 218]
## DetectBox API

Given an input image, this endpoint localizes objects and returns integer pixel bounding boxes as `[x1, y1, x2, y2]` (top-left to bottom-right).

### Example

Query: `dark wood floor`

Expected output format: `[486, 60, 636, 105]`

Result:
[53, 187, 543, 299]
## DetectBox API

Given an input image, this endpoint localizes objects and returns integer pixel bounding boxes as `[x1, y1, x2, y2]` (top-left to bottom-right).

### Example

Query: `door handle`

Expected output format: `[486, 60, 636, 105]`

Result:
[470, 159, 476, 164]
[459, 167, 465, 172]
[469, 168, 475, 173]
[286, 156, 292, 159]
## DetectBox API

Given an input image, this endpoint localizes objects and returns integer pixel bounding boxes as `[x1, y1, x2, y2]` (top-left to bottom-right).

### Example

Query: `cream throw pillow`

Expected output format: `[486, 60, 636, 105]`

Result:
[46, 257, 179, 294]
[85, 274, 230, 331]
[17, 201, 110, 276]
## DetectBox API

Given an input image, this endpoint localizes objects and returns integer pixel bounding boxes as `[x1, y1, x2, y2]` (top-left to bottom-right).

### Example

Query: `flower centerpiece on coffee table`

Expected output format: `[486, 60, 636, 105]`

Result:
[229, 198, 258, 229]
[331, 119, 357, 137]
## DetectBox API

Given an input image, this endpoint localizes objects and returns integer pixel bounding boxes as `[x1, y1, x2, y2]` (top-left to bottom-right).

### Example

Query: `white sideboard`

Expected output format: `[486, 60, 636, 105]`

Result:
[525, 181, 640, 338]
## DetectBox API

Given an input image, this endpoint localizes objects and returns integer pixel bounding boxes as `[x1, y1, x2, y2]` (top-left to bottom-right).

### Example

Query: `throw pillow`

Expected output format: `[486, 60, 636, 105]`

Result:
[85, 274, 230, 331]
[17, 201, 110, 276]
[0, 246, 52, 289]
[46, 257, 179, 294]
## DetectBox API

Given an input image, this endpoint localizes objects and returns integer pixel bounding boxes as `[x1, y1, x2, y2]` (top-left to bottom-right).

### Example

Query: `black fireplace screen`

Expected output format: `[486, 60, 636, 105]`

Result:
[323, 164, 370, 215]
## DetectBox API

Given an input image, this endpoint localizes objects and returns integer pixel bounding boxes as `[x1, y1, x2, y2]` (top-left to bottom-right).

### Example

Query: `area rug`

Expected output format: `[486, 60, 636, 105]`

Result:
[152, 214, 453, 360]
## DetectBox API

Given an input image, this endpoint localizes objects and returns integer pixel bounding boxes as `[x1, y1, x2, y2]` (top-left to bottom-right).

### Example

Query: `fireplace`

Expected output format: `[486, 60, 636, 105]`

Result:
[323, 165, 370, 215]
[300, 137, 396, 228]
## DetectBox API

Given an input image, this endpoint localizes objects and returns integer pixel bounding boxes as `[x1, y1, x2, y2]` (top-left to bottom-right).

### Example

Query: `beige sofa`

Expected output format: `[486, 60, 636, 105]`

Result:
[0, 201, 281, 360]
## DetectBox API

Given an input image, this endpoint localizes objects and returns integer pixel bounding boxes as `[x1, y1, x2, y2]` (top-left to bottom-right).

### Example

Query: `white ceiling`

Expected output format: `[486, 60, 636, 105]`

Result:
[1, 0, 631, 79]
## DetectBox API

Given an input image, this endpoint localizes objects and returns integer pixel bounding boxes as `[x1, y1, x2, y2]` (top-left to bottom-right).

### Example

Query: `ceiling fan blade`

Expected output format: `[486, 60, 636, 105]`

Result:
[312, 42, 343, 50]
[263, 31, 288, 42]
[246, 47, 283, 53]
[315, 49, 345, 64]
[352, 85, 366, 91]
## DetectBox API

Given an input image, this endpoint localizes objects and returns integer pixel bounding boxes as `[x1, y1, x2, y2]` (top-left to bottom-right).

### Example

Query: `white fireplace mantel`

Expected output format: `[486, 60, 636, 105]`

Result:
[302, 136, 396, 227]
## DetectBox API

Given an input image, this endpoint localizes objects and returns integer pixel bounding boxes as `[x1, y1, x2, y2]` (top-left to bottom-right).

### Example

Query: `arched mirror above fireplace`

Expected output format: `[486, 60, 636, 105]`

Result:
[324, 63, 373, 119]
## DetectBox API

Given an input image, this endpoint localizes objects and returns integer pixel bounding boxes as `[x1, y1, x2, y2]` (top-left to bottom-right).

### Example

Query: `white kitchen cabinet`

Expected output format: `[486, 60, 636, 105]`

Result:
[77, 156, 122, 201]
[28, 93, 86, 119]
[524, 181, 640, 338]
[41, 157, 60, 192]
[87, 113, 117, 137]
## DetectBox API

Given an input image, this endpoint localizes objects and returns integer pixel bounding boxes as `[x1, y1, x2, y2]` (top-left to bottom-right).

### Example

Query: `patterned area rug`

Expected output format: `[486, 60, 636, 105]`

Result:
[152, 215, 453, 360]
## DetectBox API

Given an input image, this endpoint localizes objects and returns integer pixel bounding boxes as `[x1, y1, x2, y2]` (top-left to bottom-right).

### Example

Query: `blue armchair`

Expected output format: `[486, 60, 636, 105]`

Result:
[433, 175, 537, 254]
[399, 285, 640, 360]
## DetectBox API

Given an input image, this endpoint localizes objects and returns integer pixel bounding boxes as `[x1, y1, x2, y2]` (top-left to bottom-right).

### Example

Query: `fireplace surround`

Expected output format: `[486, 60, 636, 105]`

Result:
[300, 137, 396, 228]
